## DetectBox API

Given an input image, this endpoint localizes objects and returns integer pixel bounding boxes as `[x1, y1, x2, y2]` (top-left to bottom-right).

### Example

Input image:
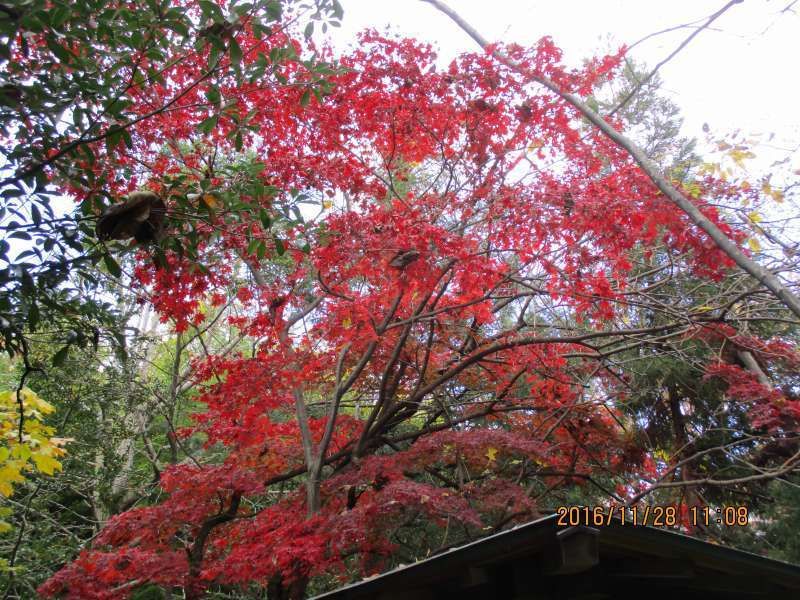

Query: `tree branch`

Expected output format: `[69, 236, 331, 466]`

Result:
[420, 0, 800, 320]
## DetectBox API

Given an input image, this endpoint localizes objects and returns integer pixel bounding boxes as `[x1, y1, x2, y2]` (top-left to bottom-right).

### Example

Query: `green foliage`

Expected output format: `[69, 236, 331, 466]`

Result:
[0, 341, 162, 593]
[595, 58, 700, 176]
[0, 0, 342, 367]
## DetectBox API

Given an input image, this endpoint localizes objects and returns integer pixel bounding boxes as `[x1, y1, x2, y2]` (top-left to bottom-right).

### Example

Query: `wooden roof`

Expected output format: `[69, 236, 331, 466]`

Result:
[312, 513, 800, 600]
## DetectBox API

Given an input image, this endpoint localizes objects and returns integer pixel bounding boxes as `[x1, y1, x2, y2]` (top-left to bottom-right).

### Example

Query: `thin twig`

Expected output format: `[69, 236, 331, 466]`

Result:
[609, 0, 743, 117]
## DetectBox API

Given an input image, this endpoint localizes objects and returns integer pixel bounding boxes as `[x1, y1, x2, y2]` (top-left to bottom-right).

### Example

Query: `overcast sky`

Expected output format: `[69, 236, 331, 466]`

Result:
[328, 0, 799, 176]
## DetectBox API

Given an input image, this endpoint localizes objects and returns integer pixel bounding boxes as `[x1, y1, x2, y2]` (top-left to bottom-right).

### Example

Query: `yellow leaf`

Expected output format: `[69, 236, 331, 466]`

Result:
[527, 139, 544, 151]
[485, 447, 498, 463]
[748, 238, 761, 252]
[11, 445, 31, 461]
[654, 449, 671, 461]
[0, 388, 67, 499]
[0, 391, 13, 409]
[201, 193, 219, 209]
[32, 454, 61, 476]
[322, 199, 333, 210]
[728, 148, 755, 168]
[761, 182, 784, 203]
[684, 181, 701, 198]
[21, 388, 54, 415]
[0, 465, 25, 497]
[698, 163, 716, 176]
[748, 211, 762, 224]
[0, 520, 11, 533]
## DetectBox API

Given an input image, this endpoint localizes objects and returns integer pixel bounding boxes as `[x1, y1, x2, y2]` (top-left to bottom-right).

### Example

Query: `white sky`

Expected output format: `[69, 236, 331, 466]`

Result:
[329, 0, 800, 175]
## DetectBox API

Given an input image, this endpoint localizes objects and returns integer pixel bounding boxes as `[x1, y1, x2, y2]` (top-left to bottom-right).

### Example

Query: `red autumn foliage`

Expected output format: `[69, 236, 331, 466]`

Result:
[36, 10, 799, 600]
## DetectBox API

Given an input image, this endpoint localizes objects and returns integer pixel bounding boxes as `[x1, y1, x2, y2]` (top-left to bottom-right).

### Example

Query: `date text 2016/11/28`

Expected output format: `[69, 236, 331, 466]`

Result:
[555, 505, 749, 528]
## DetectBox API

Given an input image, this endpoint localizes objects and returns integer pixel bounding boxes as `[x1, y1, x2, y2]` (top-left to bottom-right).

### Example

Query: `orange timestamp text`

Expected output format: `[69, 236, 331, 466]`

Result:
[555, 505, 750, 528]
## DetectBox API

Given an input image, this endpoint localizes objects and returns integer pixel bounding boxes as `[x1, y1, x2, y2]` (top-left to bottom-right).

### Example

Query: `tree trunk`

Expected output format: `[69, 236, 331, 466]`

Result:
[268, 574, 309, 600]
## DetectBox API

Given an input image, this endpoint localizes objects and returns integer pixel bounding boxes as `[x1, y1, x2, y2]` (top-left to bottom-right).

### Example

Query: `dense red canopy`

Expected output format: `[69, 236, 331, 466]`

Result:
[38, 15, 799, 600]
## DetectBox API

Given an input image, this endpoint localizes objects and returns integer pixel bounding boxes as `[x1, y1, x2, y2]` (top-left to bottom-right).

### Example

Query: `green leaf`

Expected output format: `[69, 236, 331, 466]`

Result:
[259, 209, 271, 230]
[265, 1, 281, 21]
[167, 19, 189, 37]
[199, 0, 225, 22]
[233, 3, 253, 17]
[208, 42, 224, 68]
[45, 38, 72, 63]
[197, 114, 219, 134]
[206, 85, 221, 105]
[269, 46, 281, 64]
[105, 129, 123, 152]
[28, 303, 39, 331]
[332, 0, 344, 20]
[103, 254, 122, 278]
[52, 346, 69, 367]
[50, 7, 71, 28]
[229, 38, 242, 66]
[251, 21, 269, 40]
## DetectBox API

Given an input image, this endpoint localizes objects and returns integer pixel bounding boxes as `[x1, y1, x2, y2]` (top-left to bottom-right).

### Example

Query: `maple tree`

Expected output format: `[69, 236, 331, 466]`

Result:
[0, 2, 791, 599]
[0, 387, 64, 501]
